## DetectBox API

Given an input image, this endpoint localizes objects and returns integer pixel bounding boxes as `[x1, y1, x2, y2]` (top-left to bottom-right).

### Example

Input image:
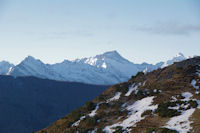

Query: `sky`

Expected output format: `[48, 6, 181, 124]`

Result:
[0, 0, 200, 65]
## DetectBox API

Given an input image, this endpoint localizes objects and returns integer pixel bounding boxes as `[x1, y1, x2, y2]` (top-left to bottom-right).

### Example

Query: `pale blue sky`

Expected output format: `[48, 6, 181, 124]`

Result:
[0, 0, 200, 65]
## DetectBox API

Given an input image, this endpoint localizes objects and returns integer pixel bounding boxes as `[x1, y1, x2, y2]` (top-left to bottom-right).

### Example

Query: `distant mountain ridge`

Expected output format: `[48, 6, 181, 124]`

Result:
[0, 51, 187, 85]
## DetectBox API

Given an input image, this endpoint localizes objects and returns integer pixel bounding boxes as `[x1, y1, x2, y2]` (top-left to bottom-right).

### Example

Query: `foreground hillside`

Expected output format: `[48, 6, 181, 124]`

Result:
[0, 76, 107, 133]
[38, 56, 200, 133]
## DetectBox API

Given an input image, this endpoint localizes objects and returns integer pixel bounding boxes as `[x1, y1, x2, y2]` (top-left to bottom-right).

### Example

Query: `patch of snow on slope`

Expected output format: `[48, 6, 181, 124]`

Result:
[197, 68, 200, 77]
[125, 84, 138, 96]
[104, 96, 157, 132]
[165, 92, 197, 132]
[72, 116, 86, 127]
[164, 108, 195, 133]
[88, 128, 97, 133]
[89, 103, 101, 117]
[107, 92, 121, 102]
[191, 79, 199, 94]
[181, 92, 193, 101]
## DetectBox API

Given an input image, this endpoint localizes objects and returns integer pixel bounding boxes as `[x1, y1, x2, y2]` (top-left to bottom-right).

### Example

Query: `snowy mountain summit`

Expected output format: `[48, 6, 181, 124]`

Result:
[1, 51, 187, 85]
[161, 52, 186, 68]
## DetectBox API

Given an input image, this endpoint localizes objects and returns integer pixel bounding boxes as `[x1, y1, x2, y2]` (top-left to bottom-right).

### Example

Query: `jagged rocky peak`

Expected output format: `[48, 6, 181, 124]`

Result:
[83, 50, 131, 68]
[100, 50, 121, 58]
[37, 56, 200, 133]
[173, 52, 186, 60]
[22, 55, 41, 63]
[96, 50, 128, 62]
[0, 61, 14, 75]
[18, 55, 46, 69]
[176, 52, 184, 57]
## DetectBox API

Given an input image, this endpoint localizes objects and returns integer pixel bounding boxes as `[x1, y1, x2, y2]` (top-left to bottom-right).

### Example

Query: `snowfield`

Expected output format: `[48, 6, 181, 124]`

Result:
[125, 84, 138, 97]
[72, 116, 86, 127]
[104, 96, 158, 132]
[165, 109, 195, 133]
[89, 103, 101, 117]
[107, 92, 121, 102]
[164, 92, 200, 132]
[191, 79, 199, 94]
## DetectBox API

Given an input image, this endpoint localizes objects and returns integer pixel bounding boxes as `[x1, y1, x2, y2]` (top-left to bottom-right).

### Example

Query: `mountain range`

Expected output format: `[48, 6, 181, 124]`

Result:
[0, 51, 186, 85]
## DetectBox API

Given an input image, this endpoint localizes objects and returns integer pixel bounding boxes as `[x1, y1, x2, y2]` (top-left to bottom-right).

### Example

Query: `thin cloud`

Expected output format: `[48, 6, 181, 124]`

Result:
[135, 22, 200, 35]
[26, 30, 94, 40]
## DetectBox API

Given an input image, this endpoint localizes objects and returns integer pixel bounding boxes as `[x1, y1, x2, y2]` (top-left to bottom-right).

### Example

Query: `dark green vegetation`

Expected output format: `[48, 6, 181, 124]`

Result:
[146, 128, 178, 133]
[38, 56, 200, 133]
[155, 102, 181, 117]
[155, 100, 198, 117]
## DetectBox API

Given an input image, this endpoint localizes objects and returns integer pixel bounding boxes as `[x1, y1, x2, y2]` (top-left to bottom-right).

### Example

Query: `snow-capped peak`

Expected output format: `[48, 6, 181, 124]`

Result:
[82, 50, 131, 69]
[161, 53, 186, 68]
[23, 56, 39, 63]
[170, 52, 186, 62]
[20, 56, 45, 67]
[176, 52, 184, 58]
[101, 50, 121, 58]
[0, 61, 14, 75]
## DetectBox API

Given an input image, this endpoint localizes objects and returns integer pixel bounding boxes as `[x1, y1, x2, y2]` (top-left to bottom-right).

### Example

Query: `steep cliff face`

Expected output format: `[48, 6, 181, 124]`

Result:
[38, 56, 200, 133]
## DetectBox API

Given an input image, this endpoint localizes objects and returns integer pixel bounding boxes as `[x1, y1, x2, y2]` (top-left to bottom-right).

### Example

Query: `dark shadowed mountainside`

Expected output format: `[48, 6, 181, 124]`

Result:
[0, 76, 108, 133]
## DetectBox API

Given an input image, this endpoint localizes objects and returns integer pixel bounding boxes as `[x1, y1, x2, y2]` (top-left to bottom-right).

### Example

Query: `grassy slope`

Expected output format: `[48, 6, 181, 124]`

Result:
[38, 57, 200, 133]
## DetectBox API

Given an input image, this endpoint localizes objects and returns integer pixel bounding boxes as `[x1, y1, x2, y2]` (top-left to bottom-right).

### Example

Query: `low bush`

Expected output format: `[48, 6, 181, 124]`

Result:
[146, 128, 178, 133]
[112, 126, 124, 133]
[96, 128, 106, 133]
[146, 128, 156, 133]
[188, 100, 198, 108]
[141, 110, 152, 117]
[78, 116, 97, 131]
[85, 101, 96, 111]
[155, 102, 181, 117]
[69, 110, 82, 121]
[159, 128, 178, 133]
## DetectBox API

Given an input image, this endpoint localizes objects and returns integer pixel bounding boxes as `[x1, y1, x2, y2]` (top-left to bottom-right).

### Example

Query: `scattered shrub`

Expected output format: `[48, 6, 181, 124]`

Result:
[146, 128, 156, 133]
[70, 110, 82, 121]
[188, 100, 198, 108]
[159, 128, 178, 133]
[79, 116, 97, 129]
[65, 120, 73, 128]
[112, 126, 124, 133]
[141, 110, 152, 117]
[68, 128, 76, 133]
[136, 72, 145, 77]
[97, 128, 106, 133]
[146, 128, 178, 133]
[131, 71, 144, 79]
[135, 90, 146, 98]
[98, 95, 106, 101]
[155, 102, 181, 117]
[85, 101, 96, 111]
